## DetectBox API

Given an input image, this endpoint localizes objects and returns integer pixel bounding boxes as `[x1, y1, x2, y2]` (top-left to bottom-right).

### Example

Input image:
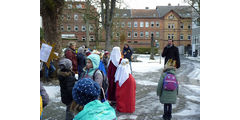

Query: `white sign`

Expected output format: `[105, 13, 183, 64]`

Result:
[40, 43, 52, 62]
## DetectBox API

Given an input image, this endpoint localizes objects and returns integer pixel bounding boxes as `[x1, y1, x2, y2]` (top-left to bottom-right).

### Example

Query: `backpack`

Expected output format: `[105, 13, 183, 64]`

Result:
[163, 73, 178, 91]
[93, 69, 109, 101]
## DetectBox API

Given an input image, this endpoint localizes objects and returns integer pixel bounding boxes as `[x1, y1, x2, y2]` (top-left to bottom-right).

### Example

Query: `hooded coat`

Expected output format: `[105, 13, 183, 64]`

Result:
[73, 100, 117, 120]
[81, 54, 103, 88]
[156, 67, 178, 104]
[57, 69, 76, 105]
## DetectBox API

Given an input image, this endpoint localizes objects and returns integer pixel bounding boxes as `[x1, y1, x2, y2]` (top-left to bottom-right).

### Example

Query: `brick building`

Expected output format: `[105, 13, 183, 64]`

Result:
[60, 1, 98, 48]
[60, 1, 193, 53]
[112, 4, 192, 53]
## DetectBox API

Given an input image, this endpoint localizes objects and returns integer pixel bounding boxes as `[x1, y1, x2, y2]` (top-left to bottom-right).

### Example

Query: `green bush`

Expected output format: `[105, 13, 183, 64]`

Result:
[133, 48, 158, 54]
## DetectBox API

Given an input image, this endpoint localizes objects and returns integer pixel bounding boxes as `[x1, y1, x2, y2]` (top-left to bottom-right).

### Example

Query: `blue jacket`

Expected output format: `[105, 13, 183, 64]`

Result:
[73, 100, 117, 120]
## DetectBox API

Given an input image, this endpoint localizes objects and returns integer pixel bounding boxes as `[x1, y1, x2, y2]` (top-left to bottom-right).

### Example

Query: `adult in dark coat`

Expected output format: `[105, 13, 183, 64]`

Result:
[57, 58, 76, 120]
[122, 44, 133, 73]
[122, 44, 133, 62]
[162, 39, 180, 69]
[65, 42, 78, 74]
[77, 47, 86, 79]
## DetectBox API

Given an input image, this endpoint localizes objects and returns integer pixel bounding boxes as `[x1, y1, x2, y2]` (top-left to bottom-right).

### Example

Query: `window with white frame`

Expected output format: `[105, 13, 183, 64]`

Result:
[128, 22, 131, 28]
[180, 23, 184, 29]
[168, 23, 171, 29]
[140, 32, 144, 37]
[127, 32, 131, 37]
[156, 32, 159, 37]
[145, 32, 149, 38]
[76, 4, 82, 9]
[82, 36, 86, 41]
[89, 25, 93, 32]
[116, 22, 120, 27]
[145, 22, 149, 27]
[151, 32, 154, 38]
[188, 34, 191, 40]
[172, 34, 174, 39]
[74, 14, 78, 20]
[90, 35, 94, 41]
[156, 21, 159, 27]
[168, 34, 171, 39]
[61, 15, 64, 20]
[172, 24, 175, 29]
[151, 21, 154, 27]
[188, 24, 191, 29]
[74, 25, 78, 31]
[67, 25, 71, 31]
[68, 4, 72, 9]
[180, 34, 184, 40]
[134, 32, 138, 37]
[121, 22, 125, 27]
[61, 25, 64, 31]
[82, 25, 86, 31]
[134, 22, 138, 27]
[116, 32, 120, 37]
[67, 15, 71, 20]
[140, 22, 144, 27]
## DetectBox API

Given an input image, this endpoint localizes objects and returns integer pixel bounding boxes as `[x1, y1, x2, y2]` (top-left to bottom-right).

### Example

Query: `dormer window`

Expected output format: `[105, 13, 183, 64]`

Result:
[168, 15, 174, 19]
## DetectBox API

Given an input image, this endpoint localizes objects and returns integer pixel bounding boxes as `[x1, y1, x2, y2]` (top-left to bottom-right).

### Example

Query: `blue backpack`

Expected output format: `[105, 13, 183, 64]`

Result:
[163, 73, 178, 91]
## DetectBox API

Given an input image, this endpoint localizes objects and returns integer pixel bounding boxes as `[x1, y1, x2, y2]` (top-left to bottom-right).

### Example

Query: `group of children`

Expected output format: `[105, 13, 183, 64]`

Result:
[56, 46, 136, 120]
[41, 45, 179, 120]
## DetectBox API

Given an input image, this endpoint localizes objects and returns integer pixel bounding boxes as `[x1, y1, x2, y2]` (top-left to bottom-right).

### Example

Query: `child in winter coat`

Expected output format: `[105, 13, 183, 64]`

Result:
[57, 58, 76, 120]
[71, 78, 117, 120]
[157, 59, 179, 120]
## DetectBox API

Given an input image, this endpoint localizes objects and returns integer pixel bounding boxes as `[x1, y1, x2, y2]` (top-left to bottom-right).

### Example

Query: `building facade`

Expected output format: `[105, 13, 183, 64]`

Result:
[112, 4, 192, 54]
[60, 1, 98, 48]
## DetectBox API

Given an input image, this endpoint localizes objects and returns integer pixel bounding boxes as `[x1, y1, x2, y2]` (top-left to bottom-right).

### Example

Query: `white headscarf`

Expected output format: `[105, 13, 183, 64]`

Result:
[108, 47, 121, 67]
[115, 59, 131, 87]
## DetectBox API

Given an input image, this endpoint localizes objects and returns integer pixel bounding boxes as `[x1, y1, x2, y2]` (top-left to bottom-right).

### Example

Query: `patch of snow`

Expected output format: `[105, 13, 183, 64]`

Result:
[186, 57, 200, 62]
[174, 101, 200, 116]
[183, 85, 200, 95]
[44, 86, 61, 103]
[118, 115, 138, 120]
[132, 54, 164, 73]
[136, 80, 158, 86]
[185, 95, 200, 102]
[187, 68, 200, 80]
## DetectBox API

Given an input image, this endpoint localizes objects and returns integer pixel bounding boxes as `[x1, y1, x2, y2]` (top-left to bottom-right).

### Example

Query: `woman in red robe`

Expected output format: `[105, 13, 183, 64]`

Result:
[115, 59, 136, 113]
[107, 47, 121, 103]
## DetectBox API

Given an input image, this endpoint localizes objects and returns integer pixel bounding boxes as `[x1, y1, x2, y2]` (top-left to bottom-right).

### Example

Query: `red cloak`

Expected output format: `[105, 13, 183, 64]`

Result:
[116, 74, 136, 113]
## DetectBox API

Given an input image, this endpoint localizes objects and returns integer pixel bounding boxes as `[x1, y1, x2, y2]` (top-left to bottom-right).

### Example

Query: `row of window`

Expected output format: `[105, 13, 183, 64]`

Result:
[67, 4, 83, 9]
[62, 14, 84, 21]
[167, 34, 191, 40]
[122, 31, 160, 38]
[115, 21, 160, 28]
[61, 25, 94, 32]
[168, 23, 191, 29]
[81, 36, 95, 41]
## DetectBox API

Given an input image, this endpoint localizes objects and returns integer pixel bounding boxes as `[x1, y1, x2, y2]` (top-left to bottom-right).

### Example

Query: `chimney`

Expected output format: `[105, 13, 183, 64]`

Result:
[168, 3, 171, 6]
[145, 7, 149, 9]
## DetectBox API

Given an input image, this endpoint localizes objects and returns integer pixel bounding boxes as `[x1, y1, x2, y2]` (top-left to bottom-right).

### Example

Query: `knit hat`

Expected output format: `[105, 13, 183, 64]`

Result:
[72, 78, 100, 106]
[58, 58, 72, 70]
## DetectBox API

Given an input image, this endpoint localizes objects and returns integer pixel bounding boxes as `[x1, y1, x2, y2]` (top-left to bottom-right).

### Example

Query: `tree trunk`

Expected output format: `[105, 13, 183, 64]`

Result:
[42, 13, 62, 53]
